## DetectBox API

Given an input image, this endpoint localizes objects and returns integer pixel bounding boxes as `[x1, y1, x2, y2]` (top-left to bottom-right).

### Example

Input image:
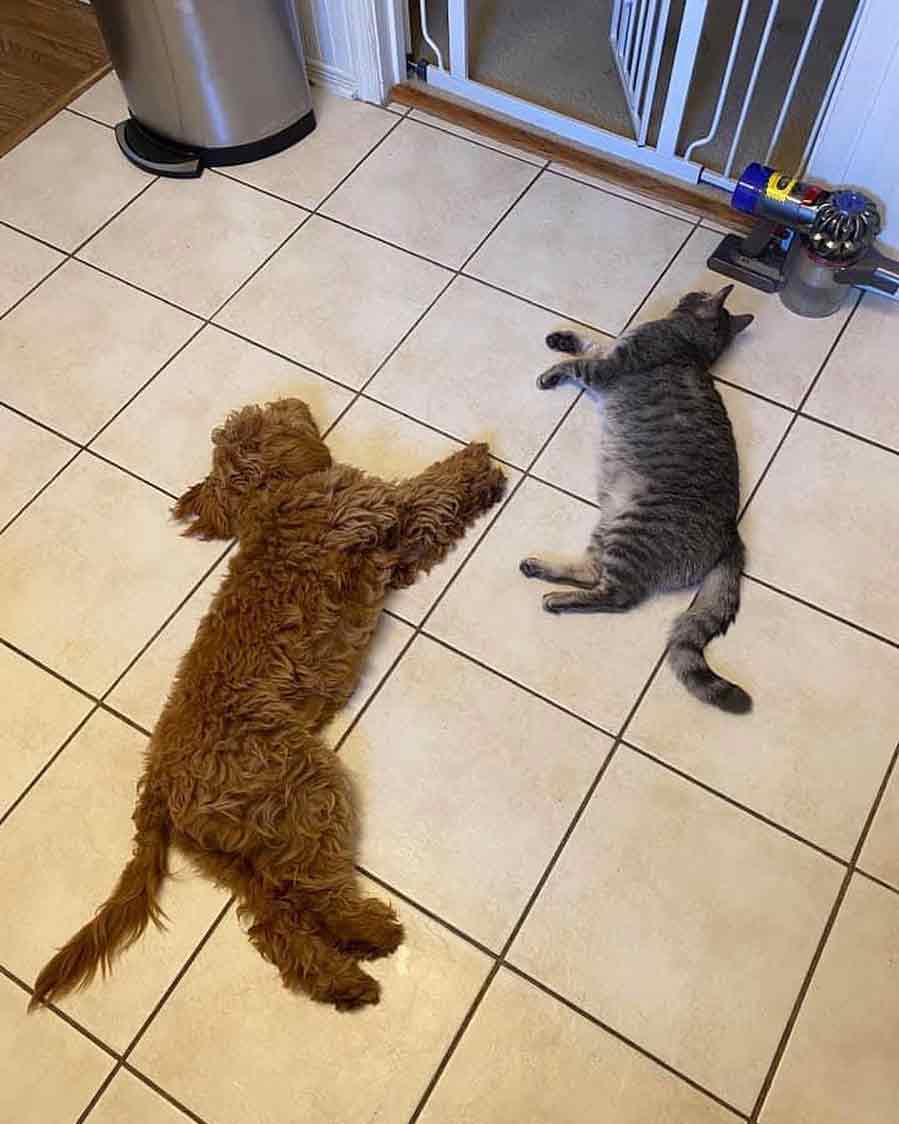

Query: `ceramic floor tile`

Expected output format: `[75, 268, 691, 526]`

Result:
[326, 397, 517, 622]
[629, 581, 899, 857]
[547, 163, 700, 222]
[0, 111, 149, 250]
[0, 455, 219, 694]
[860, 767, 899, 890]
[342, 636, 606, 948]
[532, 381, 790, 506]
[104, 561, 227, 731]
[467, 172, 692, 334]
[0, 710, 227, 1050]
[80, 174, 303, 317]
[743, 417, 899, 640]
[325, 613, 413, 745]
[0, 261, 198, 442]
[419, 968, 735, 1124]
[429, 478, 690, 731]
[89, 1072, 193, 1124]
[0, 975, 113, 1124]
[0, 408, 74, 527]
[511, 750, 842, 1111]
[634, 226, 854, 406]
[761, 875, 899, 1124]
[368, 276, 583, 466]
[217, 216, 449, 387]
[131, 885, 490, 1124]
[805, 292, 899, 450]
[222, 87, 397, 208]
[93, 324, 353, 494]
[0, 224, 63, 315]
[69, 72, 129, 127]
[322, 117, 537, 268]
[410, 108, 546, 165]
[0, 645, 91, 816]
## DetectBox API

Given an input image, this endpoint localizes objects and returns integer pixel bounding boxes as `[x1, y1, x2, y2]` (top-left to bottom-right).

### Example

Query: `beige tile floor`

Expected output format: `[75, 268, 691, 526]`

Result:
[1, 76, 897, 1124]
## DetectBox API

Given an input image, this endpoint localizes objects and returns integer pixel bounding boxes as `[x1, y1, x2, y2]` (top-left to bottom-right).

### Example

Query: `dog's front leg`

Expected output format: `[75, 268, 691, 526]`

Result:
[390, 443, 507, 588]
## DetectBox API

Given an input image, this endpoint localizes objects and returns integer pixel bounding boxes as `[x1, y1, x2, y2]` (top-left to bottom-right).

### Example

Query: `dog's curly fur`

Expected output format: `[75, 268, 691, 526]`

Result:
[30, 399, 506, 1012]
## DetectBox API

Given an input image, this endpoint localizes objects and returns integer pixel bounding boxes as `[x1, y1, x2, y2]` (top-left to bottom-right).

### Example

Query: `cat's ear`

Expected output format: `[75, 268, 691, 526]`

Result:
[695, 285, 734, 319]
[730, 313, 754, 334]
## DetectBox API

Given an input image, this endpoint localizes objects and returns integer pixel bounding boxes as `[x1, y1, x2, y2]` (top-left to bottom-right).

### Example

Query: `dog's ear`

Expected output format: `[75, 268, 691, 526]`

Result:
[172, 477, 235, 539]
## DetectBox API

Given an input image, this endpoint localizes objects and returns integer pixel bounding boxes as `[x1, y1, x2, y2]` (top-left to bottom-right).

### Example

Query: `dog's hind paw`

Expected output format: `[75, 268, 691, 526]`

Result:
[327, 967, 381, 1012]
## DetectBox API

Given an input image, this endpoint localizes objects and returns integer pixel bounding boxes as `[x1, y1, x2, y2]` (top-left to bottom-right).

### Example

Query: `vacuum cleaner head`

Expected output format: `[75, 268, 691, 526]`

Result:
[709, 163, 899, 317]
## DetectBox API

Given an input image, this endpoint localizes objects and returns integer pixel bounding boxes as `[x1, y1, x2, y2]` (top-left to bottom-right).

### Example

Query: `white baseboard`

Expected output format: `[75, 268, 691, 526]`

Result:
[306, 59, 358, 100]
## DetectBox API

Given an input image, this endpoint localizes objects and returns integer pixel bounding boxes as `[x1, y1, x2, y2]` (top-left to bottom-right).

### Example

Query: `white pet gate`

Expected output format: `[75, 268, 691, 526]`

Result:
[415, 0, 867, 192]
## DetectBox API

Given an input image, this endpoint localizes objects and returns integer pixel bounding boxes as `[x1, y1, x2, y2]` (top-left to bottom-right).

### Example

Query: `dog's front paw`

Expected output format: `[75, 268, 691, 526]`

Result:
[537, 366, 566, 390]
[520, 557, 543, 578]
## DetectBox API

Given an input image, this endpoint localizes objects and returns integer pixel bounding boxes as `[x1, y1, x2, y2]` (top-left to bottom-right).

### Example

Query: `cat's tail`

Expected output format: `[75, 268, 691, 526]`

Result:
[667, 533, 752, 714]
[29, 779, 170, 1012]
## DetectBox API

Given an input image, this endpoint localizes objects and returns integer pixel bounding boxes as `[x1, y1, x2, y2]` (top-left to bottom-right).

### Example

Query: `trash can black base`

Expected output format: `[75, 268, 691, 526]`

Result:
[115, 110, 317, 179]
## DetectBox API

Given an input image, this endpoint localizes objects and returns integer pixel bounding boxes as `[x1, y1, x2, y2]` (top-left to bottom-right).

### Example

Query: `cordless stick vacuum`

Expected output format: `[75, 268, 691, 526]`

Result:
[708, 163, 899, 317]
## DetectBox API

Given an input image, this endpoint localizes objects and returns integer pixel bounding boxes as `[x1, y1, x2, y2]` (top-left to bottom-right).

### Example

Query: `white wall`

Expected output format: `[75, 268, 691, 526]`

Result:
[809, 0, 899, 253]
[298, 0, 359, 98]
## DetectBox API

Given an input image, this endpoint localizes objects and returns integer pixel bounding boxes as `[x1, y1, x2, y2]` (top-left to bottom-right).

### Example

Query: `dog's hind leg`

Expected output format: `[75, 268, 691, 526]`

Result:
[310, 887, 404, 961]
[243, 890, 381, 1011]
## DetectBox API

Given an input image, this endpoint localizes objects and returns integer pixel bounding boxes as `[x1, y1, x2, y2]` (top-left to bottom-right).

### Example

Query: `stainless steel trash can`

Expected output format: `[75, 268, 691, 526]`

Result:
[92, 0, 316, 178]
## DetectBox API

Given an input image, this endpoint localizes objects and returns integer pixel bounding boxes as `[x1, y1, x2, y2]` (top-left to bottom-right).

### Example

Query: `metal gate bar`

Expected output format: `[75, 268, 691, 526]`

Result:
[684, 0, 752, 160]
[723, 0, 781, 177]
[765, 0, 825, 164]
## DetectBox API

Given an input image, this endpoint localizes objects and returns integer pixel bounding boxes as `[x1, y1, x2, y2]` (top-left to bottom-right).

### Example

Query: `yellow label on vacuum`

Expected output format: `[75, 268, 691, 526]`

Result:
[766, 172, 797, 201]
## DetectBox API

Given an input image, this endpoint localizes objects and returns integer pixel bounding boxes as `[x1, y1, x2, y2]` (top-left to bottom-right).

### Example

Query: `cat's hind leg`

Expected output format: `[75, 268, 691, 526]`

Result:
[520, 555, 600, 587]
[542, 576, 645, 614]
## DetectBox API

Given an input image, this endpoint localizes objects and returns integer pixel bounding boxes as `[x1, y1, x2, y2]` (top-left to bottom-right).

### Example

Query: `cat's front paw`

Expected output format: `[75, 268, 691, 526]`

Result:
[537, 366, 565, 390]
[519, 557, 543, 578]
[546, 330, 583, 354]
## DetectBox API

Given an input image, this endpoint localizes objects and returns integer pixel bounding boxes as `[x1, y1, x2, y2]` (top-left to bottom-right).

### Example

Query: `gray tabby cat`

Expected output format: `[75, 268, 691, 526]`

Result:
[521, 285, 754, 713]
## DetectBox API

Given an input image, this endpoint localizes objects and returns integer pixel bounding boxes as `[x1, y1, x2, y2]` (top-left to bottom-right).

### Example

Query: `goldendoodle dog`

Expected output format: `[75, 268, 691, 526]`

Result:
[31, 399, 506, 1012]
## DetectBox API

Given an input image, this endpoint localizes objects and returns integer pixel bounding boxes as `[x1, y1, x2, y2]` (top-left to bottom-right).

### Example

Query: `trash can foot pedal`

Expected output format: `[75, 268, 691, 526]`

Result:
[115, 119, 203, 179]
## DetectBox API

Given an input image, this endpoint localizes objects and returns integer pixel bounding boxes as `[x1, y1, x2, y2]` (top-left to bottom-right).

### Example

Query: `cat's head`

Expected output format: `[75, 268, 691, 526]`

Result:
[672, 285, 754, 360]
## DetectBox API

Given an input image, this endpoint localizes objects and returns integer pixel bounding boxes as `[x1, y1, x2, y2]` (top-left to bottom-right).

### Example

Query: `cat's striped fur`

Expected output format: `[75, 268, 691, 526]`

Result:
[521, 286, 754, 713]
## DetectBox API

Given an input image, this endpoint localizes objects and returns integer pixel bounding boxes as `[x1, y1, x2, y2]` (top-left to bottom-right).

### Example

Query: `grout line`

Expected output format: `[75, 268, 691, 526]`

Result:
[0, 399, 82, 449]
[796, 410, 899, 461]
[118, 1066, 212, 1124]
[0, 637, 98, 703]
[620, 740, 848, 866]
[742, 574, 899, 653]
[501, 962, 750, 1121]
[0, 446, 82, 537]
[546, 165, 701, 227]
[120, 899, 234, 1061]
[0, 705, 100, 829]
[0, 217, 69, 255]
[855, 867, 899, 897]
[64, 106, 115, 131]
[711, 374, 794, 412]
[418, 629, 617, 740]
[98, 703, 153, 738]
[72, 258, 207, 320]
[406, 963, 503, 1124]
[749, 742, 899, 1121]
[0, 964, 120, 1063]
[331, 628, 420, 754]
[736, 292, 862, 521]
[83, 449, 179, 500]
[402, 110, 549, 169]
[356, 867, 498, 959]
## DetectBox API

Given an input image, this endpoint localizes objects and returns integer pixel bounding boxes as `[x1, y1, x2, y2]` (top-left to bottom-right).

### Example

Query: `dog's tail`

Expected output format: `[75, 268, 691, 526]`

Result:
[29, 779, 170, 1011]
[667, 533, 752, 714]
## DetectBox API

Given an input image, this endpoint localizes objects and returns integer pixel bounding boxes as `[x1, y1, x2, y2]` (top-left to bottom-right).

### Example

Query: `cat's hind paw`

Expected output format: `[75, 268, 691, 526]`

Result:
[520, 557, 544, 578]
